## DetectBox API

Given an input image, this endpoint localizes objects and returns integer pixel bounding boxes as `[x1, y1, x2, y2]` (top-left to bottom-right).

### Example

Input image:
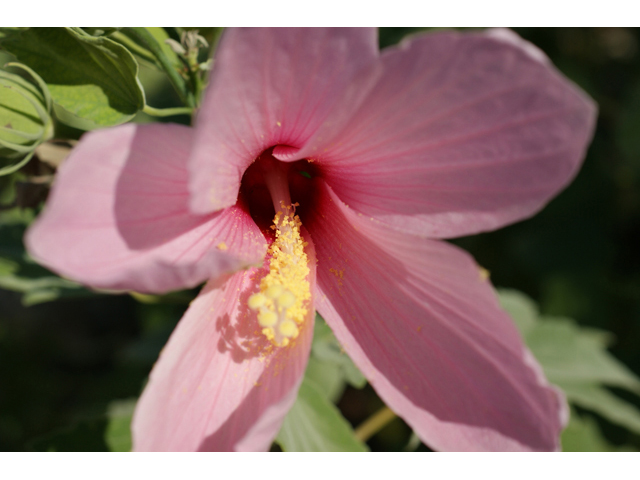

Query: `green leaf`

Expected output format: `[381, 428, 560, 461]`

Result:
[311, 315, 367, 389]
[111, 28, 180, 71]
[276, 377, 368, 452]
[0, 257, 18, 275]
[82, 28, 121, 37]
[304, 356, 345, 403]
[500, 288, 640, 392]
[561, 383, 640, 435]
[276, 315, 370, 450]
[0, 27, 145, 128]
[525, 317, 640, 392]
[497, 288, 538, 336]
[561, 410, 618, 452]
[105, 399, 135, 452]
[498, 288, 640, 437]
[120, 28, 192, 107]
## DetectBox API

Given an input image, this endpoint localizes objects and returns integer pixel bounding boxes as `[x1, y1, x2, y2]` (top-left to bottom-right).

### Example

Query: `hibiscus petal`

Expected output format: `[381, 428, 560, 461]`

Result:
[298, 29, 597, 238]
[132, 231, 317, 451]
[26, 123, 266, 293]
[188, 27, 378, 214]
[306, 181, 565, 451]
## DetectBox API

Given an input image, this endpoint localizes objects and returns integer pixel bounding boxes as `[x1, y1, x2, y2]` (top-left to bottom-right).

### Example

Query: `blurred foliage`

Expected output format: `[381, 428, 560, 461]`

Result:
[1, 27, 639, 452]
[0, 209, 92, 305]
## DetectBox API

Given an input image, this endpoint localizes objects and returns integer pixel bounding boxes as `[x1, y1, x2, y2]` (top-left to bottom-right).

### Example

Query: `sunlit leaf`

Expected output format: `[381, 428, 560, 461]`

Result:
[0, 27, 144, 128]
[276, 377, 368, 452]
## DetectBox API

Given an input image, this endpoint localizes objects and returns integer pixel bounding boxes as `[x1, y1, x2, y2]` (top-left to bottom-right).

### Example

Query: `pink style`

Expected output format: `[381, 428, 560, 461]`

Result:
[26, 28, 596, 451]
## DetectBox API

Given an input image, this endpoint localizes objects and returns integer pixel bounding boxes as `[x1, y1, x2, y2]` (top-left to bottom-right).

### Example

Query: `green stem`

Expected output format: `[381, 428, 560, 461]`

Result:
[142, 105, 193, 117]
[354, 406, 397, 442]
[110, 31, 161, 67]
[188, 62, 203, 105]
[123, 28, 194, 108]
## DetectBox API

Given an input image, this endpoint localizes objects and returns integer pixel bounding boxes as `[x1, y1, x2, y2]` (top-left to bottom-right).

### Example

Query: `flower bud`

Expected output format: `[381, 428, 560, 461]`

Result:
[0, 63, 53, 175]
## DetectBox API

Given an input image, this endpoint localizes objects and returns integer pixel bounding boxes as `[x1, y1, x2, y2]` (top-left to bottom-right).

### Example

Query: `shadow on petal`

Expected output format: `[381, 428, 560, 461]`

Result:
[309, 180, 563, 450]
[113, 124, 216, 250]
[214, 268, 273, 363]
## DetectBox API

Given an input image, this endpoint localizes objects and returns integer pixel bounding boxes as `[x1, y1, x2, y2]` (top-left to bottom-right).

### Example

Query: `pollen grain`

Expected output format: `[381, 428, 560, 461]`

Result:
[248, 205, 310, 347]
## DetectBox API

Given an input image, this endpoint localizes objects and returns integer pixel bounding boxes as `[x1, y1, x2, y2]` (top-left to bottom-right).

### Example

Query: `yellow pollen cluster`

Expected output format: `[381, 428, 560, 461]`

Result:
[248, 205, 310, 347]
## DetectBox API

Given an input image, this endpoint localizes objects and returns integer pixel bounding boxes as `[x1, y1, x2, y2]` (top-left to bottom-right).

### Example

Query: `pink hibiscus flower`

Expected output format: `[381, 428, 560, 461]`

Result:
[26, 28, 596, 451]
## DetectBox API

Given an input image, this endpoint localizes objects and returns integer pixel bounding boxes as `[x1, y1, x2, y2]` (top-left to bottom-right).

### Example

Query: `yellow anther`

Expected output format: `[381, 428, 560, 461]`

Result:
[248, 206, 310, 348]
[265, 284, 284, 299]
[262, 327, 275, 341]
[279, 320, 299, 338]
[258, 311, 278, 327]
[277, 290, 296, 308]
[248, 293, 266, 310]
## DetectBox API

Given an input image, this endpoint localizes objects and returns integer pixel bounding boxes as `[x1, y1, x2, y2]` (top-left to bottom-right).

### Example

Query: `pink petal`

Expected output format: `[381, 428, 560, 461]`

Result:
[306, 180, 565, 451]
[26, 123, 266, 293]
[188, 27, 378, 214]
[132, 230, 317, 451]
[297, 29, 597, 238]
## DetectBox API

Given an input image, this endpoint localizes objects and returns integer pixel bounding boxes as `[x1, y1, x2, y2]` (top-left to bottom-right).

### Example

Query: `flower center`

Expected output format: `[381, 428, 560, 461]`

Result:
[246, 156, 311, 347]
